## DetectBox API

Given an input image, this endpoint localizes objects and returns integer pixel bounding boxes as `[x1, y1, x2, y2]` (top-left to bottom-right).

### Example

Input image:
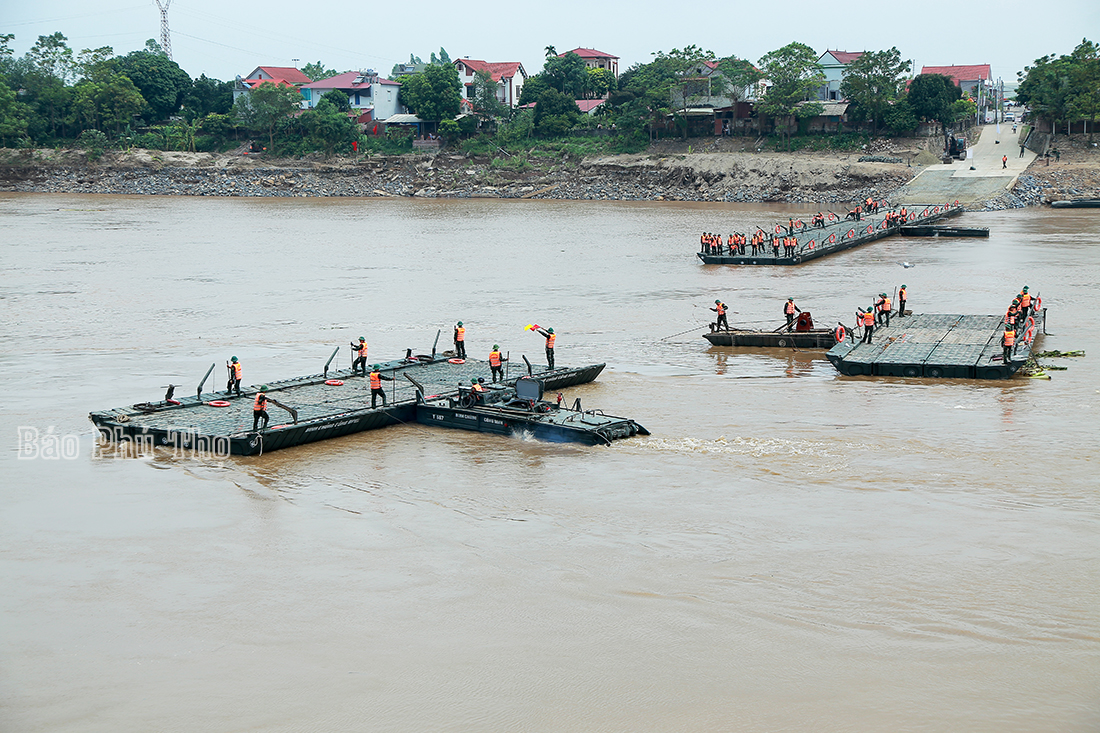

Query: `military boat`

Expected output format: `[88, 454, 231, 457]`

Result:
[414, 376, 649, 446]
[702, 312, 839, 349]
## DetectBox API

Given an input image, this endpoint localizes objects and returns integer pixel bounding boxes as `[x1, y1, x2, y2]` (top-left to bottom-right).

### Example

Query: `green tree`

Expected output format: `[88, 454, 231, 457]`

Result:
[518, 74, 551, 105]
[76, 46, 114, 81]
[533, 88, 579, 137]
[757, 42, 824, 150]
[1066, 39, 1100, 140]
[907, 73, 963, 148]
[300, 98, 358, 155]
[182, 74, 234, 120]
[235, 81, 304, 147]
[585, 67, 615, 99]
[70, 72, 144, 133]
[114, 43, 192, 121]
[398, 63, 461, 123]
[883, 96, 919, 135]
[839, 47, 910, 133]
[712, 56, 762, 103]
[320, 88, 351, 112]
[301, 61, 338, 81]
[0, 79, 29, 145]
[28, 32, 75, 83]
[543, 52, 587, 98]
[198, 112, 236, 148]
[471, 69, 508, 121]
[545, 45, 557, 58]
[1019, 39, 1100, 140]
[429, 48, 451, 66]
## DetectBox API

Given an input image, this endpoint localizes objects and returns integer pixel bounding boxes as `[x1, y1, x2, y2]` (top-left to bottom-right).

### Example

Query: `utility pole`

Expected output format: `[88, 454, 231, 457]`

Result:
[155, 0, 173, 60]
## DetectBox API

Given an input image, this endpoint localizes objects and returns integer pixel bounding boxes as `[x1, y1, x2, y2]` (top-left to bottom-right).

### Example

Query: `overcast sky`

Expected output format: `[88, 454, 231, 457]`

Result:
[3, 0, 1096, 85]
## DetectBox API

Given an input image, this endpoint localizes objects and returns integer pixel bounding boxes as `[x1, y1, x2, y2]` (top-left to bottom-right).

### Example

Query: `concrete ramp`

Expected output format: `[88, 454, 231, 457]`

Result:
[895, 124, 1037, 204]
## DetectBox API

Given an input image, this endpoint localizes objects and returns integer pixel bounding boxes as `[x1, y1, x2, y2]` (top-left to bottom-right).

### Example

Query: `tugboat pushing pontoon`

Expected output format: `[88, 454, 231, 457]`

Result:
[414, 376, 649, 446]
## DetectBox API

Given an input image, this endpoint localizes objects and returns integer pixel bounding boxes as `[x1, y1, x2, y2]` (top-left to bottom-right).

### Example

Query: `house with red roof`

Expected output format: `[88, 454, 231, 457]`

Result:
[558, 48, 619, 78]
[232, 66, 314, 104]
[818, 50, 864, 101]
[919, 64, 993, 96]
[300, 70, 403, 121]
[454, 59, 528, 108]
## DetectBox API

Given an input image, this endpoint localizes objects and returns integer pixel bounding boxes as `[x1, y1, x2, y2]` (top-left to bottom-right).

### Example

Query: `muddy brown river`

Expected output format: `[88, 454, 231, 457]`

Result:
[1, 193, 1097, 732]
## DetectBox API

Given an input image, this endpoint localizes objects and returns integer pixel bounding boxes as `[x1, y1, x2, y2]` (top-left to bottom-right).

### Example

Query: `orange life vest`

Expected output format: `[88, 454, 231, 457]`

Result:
[455, 327, 465, 342]
[546, 334, 556, 348]
[253, 392, 266, 411]
[369, 371, 381, 389]
[785, 301, 796, 314]
[1020, 293, 1031, 307]
[489, 351, 501, 367]
[883, 297, 891, 310]
[232, 362, 242, 379]
[1004, 330, 1016, 346]
[862, 311, 874, 326]
[716, 302, 726, 316]
[472, 383, 485, 393]
[899, 288, 906, 300]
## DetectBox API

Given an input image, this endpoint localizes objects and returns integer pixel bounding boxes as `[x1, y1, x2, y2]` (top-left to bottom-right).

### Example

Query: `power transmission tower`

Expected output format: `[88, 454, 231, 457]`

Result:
[155, 0, 173, 59]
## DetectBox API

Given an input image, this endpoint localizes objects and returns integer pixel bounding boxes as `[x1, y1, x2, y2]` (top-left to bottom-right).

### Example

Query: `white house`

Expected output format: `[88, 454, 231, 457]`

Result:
[300, 70, 403, 121]
[818, 51, 863, 101]
[453, 59, 527, 108]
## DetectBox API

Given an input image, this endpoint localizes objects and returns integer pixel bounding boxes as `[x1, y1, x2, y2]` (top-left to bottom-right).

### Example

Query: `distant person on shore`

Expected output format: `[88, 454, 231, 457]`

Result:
[712, 300, 729, 330]
[784, 298, 801, 331]
[1002, 155, 1008, 169]
[898, 285, 907, 318]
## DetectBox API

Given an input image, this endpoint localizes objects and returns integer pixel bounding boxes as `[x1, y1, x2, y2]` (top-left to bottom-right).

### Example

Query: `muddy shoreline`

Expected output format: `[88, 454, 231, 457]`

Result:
[1, 137, 1096, 207]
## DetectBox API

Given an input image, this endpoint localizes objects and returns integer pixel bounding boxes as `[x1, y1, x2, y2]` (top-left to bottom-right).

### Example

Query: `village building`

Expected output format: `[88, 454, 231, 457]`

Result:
[453, 59, 527, 108]
[300, 70, 403, 121]
[232, 66, 312, 104]
[558, 48, 619, 78]
[818, 51, 863, 101]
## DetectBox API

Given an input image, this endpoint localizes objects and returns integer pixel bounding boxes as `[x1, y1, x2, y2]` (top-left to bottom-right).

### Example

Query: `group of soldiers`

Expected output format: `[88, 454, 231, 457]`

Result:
[238, 323, 563, 432]
[1002, 286, 1037, 363]
[699, 230, 803, 258]
[853, 286, 907, 344]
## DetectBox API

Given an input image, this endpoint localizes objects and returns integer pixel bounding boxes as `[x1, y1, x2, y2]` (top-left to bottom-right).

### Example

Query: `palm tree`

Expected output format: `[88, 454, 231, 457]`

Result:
[545, 45, 557, 58]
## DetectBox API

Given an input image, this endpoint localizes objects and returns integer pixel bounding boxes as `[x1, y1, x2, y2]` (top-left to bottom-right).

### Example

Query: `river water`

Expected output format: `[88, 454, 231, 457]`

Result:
[1, 193, 1097, 732]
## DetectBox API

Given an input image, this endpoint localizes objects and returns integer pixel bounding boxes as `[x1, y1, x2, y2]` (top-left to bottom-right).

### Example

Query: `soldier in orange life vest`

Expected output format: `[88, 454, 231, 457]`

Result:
[711, 299, 729, 330]
[535, 327, 556, 369]
[489, 345, 507, 382]
[1002, 326, 1016, 363]
[859, 308, 875, 343]
[252, 385, 270, 431]
[453, 321, 467, 359]
[876, 293, 892, 327]
[368, 365, 393, 407]
[1019, 286, 1031, 317]
[470, 378, 486, 404]
[783, 298, 801, 331]
[350, 336, 368, 375]
[227, 356, 242, 397]
[897, 285, 907, 318]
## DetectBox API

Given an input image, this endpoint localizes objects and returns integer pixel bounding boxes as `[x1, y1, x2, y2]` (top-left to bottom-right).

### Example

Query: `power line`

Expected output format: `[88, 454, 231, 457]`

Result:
[3, 5, 147, 28]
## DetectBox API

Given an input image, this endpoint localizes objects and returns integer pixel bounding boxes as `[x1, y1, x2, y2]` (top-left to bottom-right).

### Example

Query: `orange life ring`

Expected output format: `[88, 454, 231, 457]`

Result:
[795, 219, 803, 228]
[908, 213, 916, 221]
[808, 240, 816, 250]
[325, 379, 344, 386]
[835, 325, 846, 342]
[865, 224, 873, 234]
[933, 206, 940, 213]
[828, 233, 837, 244]
[774, 224, 783, 234]
[880, 220, 889, 229]
[953, 199, 959, 206]
[845, 229, 855, 239]
[1025, 316, 1035, 330]
[207, 400, 231, 407]
[828, 213, 837, 221]
[921, 208, 929, 217]
[1025, 325, 1035, 343]
[448, 358, 465, 364]
[1035, 296, 1042, 310]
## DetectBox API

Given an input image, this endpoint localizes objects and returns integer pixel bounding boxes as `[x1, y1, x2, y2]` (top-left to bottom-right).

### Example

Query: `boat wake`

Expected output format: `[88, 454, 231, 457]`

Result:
[624, 436, 845, 465]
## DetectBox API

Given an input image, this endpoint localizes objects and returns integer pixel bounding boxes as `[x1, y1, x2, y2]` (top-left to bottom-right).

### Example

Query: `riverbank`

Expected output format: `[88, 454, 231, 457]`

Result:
[1, 134, 1095, 206]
